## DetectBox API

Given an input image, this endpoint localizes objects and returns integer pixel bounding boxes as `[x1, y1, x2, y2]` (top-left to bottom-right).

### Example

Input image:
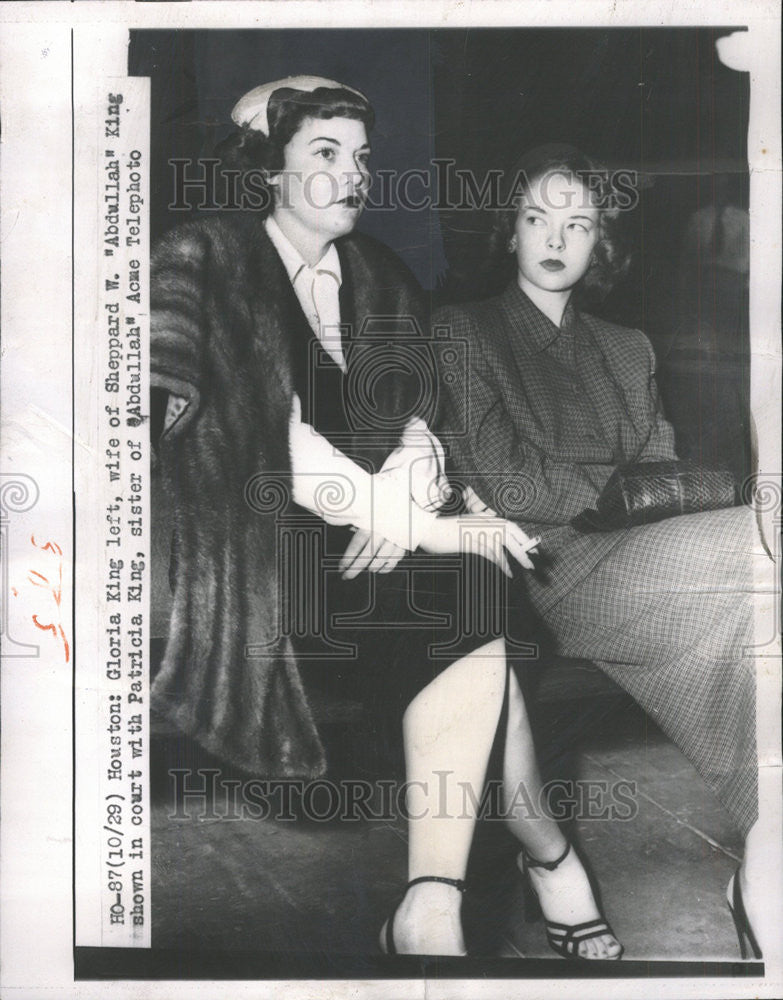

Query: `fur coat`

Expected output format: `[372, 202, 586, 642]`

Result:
[150, 213, 426, 777]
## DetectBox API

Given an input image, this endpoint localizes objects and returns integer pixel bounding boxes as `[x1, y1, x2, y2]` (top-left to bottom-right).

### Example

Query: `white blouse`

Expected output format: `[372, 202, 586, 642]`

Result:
[164, 217, 449, 551]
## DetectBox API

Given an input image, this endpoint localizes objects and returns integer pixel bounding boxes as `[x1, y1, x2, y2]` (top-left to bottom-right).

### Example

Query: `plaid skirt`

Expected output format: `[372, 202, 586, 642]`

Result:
[526, 504, 764, 836]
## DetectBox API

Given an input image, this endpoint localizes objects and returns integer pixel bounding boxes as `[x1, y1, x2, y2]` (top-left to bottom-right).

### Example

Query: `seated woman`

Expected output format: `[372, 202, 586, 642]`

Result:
[151, 83, 620, 959]
[435, 143, 770, 959]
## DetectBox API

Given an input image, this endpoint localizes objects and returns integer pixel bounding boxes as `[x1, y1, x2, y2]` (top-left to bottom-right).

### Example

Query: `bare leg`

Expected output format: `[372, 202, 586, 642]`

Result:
[502, 669, 622, 959]
[386, 638, 507, 955]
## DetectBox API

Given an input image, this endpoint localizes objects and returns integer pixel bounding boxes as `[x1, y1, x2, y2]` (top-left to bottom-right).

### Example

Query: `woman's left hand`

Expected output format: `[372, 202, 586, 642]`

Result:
[339, 529, 407, 580]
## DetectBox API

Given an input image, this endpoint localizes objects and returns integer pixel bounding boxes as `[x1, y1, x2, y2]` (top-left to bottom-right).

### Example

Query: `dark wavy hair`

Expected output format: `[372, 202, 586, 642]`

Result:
[485, 143, 631, 301]
[213, 85, 375, 216]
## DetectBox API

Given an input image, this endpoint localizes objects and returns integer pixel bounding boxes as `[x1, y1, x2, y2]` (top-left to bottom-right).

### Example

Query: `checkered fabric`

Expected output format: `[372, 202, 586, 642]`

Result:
[436, 283, 677, 552]
[543, 505, 759, 836]
[435, 284, 760, 835]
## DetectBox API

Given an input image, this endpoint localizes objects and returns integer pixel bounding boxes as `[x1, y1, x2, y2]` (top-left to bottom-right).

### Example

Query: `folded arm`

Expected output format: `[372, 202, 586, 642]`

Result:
[634, 336, 678, 462]
[289, 395, 444, 552]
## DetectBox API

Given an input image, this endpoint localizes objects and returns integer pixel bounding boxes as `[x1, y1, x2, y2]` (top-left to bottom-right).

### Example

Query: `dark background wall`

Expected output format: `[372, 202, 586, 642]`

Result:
[130, 27, 751, 481]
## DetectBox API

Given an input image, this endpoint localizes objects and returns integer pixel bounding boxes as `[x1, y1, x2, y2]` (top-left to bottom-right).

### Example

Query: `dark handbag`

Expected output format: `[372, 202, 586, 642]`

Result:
[571, 460, 738, 532]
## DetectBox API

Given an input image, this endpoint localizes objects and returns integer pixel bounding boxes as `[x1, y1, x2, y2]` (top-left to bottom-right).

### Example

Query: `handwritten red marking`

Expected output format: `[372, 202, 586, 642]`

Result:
[27, 536, 69, 662]
[32, 615, 58, 636]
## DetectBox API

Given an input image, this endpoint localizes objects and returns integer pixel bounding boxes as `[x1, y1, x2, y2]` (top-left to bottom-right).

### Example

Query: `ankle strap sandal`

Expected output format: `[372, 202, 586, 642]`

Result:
[519, 844, 623, 961]
[380, 876, 466, 955]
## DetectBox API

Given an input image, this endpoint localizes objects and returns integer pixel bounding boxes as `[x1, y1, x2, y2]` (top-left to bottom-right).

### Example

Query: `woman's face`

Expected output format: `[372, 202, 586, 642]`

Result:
[271, 115, 371, 243]
[513, 171, 600, 297]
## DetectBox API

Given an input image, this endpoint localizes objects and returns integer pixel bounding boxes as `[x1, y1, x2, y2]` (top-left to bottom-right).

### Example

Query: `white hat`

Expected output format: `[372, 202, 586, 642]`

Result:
[231, 76, 367, 135]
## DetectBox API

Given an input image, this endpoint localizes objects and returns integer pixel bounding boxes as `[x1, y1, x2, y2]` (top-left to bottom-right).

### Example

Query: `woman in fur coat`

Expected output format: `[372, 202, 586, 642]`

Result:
[151, 79, 622, 959]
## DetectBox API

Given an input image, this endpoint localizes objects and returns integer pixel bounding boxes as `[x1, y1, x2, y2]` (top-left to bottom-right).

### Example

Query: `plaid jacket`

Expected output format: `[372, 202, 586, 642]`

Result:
[435, 282, 677, 611]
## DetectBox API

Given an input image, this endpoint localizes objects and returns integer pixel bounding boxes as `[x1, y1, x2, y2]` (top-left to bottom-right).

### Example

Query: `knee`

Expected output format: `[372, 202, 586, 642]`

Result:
[401, 640, 507, 732]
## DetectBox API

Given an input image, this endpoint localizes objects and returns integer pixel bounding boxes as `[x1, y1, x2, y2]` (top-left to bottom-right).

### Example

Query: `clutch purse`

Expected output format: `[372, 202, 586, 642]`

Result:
[571, 460, 738, 532]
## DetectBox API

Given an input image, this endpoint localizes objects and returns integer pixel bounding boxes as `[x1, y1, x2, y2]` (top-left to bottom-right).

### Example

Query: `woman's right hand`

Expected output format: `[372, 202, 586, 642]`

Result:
[418, 514, 540, 576]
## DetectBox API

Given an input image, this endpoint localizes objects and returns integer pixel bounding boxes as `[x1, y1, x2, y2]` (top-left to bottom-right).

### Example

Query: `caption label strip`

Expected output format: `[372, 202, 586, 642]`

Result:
[94, 79, 151, 947]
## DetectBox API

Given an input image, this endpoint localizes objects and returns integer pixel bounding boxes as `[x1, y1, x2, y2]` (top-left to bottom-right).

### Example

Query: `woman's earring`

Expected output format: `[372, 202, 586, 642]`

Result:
[508, 236, 518, 253]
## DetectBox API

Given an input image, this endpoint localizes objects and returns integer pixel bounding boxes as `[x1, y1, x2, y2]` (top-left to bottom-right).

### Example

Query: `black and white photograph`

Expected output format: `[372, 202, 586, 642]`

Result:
[0, 3, 781, 998]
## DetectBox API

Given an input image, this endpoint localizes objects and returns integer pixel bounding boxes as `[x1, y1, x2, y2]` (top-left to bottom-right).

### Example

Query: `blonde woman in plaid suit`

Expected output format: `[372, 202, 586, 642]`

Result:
[436, 144, 769, 959]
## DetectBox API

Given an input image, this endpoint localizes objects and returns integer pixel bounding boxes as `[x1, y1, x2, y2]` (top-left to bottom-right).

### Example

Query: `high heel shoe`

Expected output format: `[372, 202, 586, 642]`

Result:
[727, 868, 762, 960]
[518, 843, 623, 960]
[379, 875, 466, 955]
